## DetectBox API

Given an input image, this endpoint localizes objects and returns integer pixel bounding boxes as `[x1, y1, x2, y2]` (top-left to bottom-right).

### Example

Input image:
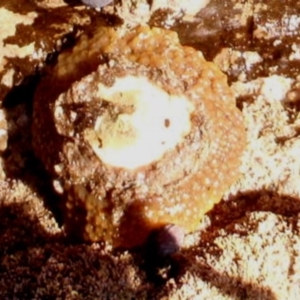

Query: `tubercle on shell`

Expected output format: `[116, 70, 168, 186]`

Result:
[32, 25, 246, 249]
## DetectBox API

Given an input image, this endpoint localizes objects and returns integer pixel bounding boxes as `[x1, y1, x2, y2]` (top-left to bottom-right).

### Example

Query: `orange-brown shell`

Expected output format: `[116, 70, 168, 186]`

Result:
[32, 25, 246, 248]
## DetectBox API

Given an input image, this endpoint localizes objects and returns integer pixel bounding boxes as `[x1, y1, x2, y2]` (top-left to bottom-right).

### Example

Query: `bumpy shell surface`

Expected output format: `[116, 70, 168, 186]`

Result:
[32, 25, 246, 248]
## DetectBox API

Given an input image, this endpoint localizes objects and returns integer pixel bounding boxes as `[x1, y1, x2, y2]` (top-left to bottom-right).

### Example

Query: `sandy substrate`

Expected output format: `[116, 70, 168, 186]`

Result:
[0, 0, 300, 299]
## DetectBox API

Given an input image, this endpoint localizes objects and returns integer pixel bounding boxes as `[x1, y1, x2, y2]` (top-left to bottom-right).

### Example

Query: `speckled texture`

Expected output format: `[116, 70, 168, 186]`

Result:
[32, 25, 246, 248]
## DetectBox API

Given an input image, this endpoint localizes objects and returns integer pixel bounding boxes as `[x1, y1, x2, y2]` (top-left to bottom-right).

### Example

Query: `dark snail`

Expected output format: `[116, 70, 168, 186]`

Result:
[81, 0, 113, 8]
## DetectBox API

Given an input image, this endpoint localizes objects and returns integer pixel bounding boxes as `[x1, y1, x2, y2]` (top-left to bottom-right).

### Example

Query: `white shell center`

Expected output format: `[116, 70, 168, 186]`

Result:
[88, 75, 193, 169]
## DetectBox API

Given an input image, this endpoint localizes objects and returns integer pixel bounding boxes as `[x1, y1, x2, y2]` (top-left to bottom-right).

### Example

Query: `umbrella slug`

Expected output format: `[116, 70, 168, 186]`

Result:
[32, 25, 246, 248]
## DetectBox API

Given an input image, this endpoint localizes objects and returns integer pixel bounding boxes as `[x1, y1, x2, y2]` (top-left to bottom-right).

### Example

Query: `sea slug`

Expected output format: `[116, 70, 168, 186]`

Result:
[32, 25, 246, 248]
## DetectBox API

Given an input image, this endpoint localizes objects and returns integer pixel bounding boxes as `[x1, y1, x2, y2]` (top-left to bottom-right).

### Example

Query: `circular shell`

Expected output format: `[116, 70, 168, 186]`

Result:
[32, 25, 246, 248]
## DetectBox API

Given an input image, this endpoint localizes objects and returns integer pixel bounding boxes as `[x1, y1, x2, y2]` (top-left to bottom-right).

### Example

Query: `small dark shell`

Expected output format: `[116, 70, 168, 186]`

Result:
[147, 224, 185, 258]
[81, 0, 113, 8]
